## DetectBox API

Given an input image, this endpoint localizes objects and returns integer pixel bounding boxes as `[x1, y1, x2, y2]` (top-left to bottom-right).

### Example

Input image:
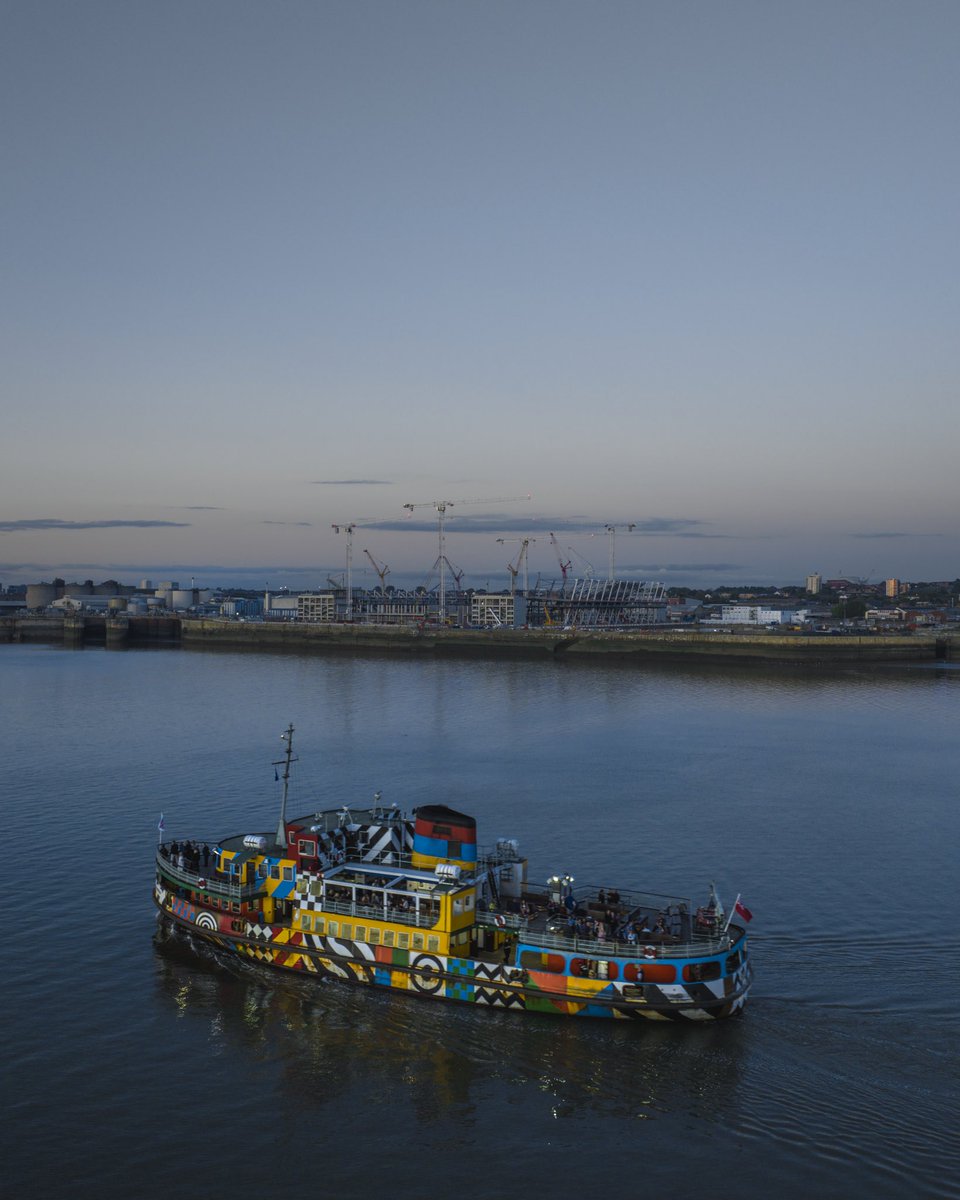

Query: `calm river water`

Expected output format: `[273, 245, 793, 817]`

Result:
[2, 642, 958, 1198]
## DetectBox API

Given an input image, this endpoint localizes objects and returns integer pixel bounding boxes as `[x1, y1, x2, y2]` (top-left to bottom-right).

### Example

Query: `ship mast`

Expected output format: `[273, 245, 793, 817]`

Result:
[274, 723, 298, 849]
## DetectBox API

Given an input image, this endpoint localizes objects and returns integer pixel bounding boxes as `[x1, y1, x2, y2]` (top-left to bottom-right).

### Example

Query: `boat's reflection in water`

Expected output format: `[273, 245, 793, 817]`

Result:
[153, 924, 747, 1125]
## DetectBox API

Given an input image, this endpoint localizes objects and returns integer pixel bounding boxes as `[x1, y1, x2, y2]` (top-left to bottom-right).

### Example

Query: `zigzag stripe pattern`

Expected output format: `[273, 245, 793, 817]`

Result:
[360, 825, 402, 862]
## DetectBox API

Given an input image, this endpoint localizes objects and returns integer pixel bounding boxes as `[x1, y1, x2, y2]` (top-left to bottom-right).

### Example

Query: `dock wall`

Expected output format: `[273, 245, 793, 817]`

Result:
[3, 614, 957, 664]
[179, 618, 956, 664]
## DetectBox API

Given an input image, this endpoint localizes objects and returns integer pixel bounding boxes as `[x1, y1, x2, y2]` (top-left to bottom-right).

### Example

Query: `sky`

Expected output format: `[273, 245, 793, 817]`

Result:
[2, 0, 958, 592]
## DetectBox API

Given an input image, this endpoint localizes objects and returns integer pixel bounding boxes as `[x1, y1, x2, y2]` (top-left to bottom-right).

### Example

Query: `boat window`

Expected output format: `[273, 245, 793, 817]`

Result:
[270, 865, 280, 880]
[367, 928, 380, 944]
[520, 950, 565, 973]
[258, 864, 268, 878]
[356, 927, 366, 942]
[341, 923, 352, 938]
[282, 866, 295, 882]
[383, 931, 395, 947]
[427, 936, 439, 952]
[623, 962, 677, 984]
[398, 933, 410, 949]
[297, 839, 315, 857]
[309, 881, 323, 897]
[314, 918, 325, 935]
[412, 933, 424, 950]
[328, 921, 338, 936]
[231, 902, 240, 913]
[683, 961, 721, 982]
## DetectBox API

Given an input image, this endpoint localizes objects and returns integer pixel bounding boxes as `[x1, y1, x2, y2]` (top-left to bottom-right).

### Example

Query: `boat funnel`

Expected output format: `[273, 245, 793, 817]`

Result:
[412, 804, 477, 871]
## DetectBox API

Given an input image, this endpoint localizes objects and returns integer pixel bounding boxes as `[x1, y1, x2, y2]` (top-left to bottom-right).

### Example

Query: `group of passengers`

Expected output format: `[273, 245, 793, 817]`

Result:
[160, 840, 211, 873]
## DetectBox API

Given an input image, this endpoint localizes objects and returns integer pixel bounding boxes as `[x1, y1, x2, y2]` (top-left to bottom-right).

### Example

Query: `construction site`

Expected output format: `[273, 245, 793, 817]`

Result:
[325, 503, 667, 630]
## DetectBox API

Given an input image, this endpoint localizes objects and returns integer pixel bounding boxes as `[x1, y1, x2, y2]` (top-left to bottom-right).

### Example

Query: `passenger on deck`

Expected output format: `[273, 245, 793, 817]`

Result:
[598, 888, 606, 905]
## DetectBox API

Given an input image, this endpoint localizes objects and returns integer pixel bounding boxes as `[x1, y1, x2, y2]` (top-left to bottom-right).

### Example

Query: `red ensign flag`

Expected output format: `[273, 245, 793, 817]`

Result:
[734, 897, 753, 922]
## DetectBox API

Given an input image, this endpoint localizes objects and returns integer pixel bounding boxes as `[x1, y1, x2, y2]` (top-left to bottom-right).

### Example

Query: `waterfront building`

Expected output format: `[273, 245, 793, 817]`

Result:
[264, 594, 299, 619]
[471, 593, 519, 627]
[297, 593, 336, 622]
[885, 578, 901, 599]
[806, 573, 822, 594]
[717, 606, 802, 625]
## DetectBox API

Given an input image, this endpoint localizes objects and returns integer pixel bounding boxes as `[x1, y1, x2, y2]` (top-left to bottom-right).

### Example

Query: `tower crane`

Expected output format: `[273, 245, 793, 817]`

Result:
[402, 494, 531, 618]
[603, 523, 636, 582]
[331, 515, 394, 619]
[363, 549, 390, 594]
[497, 537, 536, 596]
[549, 533, 572, 589]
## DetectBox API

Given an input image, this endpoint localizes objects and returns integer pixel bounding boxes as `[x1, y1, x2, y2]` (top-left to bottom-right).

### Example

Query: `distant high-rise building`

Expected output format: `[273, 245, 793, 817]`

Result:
[805, 573, 822, 594]
[885, 578, 900, 599]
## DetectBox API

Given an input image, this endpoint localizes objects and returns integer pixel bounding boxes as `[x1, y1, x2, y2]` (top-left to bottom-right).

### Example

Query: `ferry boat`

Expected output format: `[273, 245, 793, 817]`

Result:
[153, 726, 752, 1021]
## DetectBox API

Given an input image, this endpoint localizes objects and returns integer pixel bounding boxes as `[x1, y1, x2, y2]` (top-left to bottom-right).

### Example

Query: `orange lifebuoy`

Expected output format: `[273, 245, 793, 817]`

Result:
[643, 945, 656, 959]
[494, 914, 506, 928]
[198, 877, 206, 888]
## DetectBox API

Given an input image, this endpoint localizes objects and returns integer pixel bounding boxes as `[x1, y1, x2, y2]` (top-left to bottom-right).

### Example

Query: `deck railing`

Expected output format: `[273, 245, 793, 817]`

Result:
[317, 894, 440, 929]
[156, 850, 260, 901]
[475, 911, 742, 959]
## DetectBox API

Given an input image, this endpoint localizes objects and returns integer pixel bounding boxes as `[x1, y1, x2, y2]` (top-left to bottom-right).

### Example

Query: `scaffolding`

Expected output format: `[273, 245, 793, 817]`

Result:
[545, 578, 667, 628]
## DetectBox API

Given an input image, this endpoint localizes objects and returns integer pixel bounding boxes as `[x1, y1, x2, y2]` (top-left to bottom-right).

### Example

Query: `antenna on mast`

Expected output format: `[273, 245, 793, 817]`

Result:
[273, 724, 298, 849]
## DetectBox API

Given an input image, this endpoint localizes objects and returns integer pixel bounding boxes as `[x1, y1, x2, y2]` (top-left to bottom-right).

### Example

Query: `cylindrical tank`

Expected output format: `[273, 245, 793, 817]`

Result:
[243, 835, 268, 850]
[108, 597, 127, 611]
[26, 584, 57, 609]
[146, 596, 165, 609]
[170, 589, 195, 610]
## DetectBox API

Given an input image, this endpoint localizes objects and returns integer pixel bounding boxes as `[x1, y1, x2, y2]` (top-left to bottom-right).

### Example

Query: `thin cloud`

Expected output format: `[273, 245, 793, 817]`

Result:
[311, 479, 393, 486]
[623, 562, 748, 573]
[0, 518, 190, 532]
[850, 531, 940, 539]
[359, 513, 729, 537]
[262, 520, 312, 526]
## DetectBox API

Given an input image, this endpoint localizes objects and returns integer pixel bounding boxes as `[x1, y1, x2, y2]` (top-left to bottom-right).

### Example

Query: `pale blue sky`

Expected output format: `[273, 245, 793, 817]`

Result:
[2, 1, 958, 590]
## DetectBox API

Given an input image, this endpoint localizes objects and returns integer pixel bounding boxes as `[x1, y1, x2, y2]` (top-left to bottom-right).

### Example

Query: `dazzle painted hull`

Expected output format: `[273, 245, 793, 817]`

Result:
[156, 884, 751, 1022]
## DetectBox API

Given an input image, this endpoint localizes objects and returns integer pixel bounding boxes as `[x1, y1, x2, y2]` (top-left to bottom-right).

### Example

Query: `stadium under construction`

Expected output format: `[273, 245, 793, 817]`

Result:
[293, 577, 668, 630]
